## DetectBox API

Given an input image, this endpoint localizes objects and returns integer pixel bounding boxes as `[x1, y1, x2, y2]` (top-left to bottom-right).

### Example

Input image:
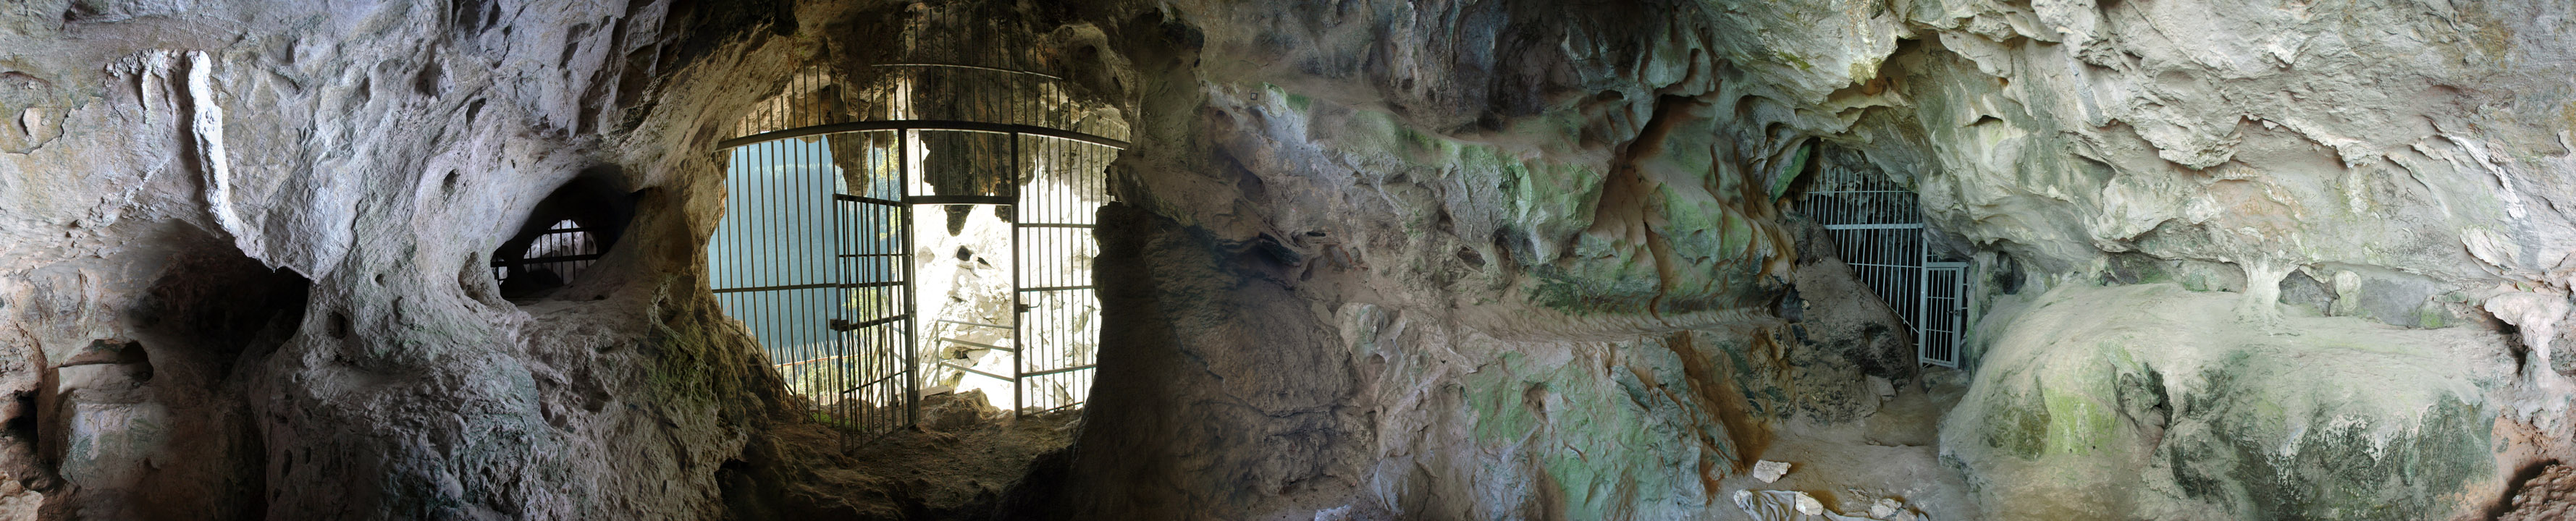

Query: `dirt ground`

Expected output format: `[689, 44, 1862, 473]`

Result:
[1712, 366, 1981, 520]
[819, 390, 1084, 519]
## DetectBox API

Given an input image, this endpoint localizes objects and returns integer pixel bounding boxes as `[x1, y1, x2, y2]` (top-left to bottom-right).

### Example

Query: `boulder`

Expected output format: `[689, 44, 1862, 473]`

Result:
[1943, 283, 2510, 520]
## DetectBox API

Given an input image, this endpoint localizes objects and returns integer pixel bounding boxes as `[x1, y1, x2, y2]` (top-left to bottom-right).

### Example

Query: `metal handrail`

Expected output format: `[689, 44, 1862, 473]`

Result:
[942, 337, 1014, 352]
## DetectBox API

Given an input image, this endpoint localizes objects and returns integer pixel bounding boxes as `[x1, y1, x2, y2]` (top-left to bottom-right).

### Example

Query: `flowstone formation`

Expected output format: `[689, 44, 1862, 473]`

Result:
[0, 0, 2572, 520]
[1948, 283, 2506, 519]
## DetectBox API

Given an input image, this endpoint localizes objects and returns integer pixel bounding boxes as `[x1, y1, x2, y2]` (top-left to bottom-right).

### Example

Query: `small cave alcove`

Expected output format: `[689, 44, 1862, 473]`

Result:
[491, 168, 637, 301]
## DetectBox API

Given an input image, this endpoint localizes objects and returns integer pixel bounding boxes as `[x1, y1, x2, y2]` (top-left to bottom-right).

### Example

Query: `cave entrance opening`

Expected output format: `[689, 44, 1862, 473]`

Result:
[707, 64, 1124, 444]
[489, 174, 636, 301]
[1797, 165, 1969, 368]
[491, 219, 600, 295]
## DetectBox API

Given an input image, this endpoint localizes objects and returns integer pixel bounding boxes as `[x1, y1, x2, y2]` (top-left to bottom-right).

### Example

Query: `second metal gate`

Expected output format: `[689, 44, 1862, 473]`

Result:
[1013, 133, 1109, 413]
[1797, 166, 1967, 368]
[833, 130, 917, 439]
[1919, 262, 1966, 368]
[710, 135, 918, 440]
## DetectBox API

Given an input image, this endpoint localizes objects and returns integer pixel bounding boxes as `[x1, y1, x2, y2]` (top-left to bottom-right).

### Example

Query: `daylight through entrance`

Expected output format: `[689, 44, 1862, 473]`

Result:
[706, 63, 1125, 442]
[1796, 164, 1969, 368]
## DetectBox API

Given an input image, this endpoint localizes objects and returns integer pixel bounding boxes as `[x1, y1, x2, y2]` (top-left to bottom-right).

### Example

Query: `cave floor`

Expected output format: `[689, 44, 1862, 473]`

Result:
[815, 391, 1082, 519]
[1713, 366, 1979, 520]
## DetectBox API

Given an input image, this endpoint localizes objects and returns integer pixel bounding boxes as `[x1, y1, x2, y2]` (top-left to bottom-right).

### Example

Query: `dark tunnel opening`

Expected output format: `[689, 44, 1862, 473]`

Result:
[492, 167, 639, 301]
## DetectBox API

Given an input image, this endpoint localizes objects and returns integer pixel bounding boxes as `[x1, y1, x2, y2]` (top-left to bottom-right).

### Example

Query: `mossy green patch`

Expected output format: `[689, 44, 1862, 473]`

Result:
[1524, 251, 1662, 315]
[2202, 392, 2491, 520]
[1772, 51, 1814, 72]
[1465, 343, 1718, 520]
[1769, 140, 1813, 201]
[1318, 103, 1780, 318]
[2039, 384, 2120, 456]
[1950, 284, 2502, 519]
[2417, 305, 2447, 329]
[2164, 347, 2495, 520]
[1984, 387, 2053, 459]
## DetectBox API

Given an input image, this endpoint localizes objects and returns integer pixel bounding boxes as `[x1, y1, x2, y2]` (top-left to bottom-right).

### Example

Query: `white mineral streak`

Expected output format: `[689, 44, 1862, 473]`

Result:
[2486, 291, 2569, 375]
[181, 50, 260, 268]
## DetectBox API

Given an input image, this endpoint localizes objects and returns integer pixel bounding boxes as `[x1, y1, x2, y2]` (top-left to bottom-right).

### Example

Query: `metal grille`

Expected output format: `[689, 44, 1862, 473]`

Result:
[1800, 169, 1924, 329]
[1796, 167, 1966, 368]
[490, 220, 599, 284]
[831, 130, 917, 438]
[711, 59, 1123, 443]
[1014, 132, 1112, 413]
[710, 135, 917, 440]
[1921, 263, 1967, 368]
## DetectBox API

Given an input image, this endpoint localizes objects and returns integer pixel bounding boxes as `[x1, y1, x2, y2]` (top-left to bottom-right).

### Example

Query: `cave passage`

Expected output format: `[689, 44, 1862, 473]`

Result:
[707, 100, 1116, 439]
[1796, 162, 1971, 368]
[16, 1, 2576, 519]
[492, 220, 599, 296]
[488, 174, 634, 301]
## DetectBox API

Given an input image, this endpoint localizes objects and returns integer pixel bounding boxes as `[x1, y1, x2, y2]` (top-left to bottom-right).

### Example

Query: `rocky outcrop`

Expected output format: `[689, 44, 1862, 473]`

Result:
[2498, 462, 2575, 521]
[0, 1, 816, 517]
[1119, 0, 2576, 517]
[1945, 283, 2510, 519]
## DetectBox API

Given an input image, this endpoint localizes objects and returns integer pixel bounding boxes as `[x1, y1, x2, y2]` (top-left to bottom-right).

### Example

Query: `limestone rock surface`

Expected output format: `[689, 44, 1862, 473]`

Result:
[0, 0, 2571, 520]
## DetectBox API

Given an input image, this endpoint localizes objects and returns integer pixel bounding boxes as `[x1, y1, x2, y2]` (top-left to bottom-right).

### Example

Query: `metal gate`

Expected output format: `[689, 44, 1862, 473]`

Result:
[710, 135, 915, 439]
[832, 130, 917, 438]
[1797, 167, 1966, 368]
[489, 220, 599, 284]
[709, 62, 1127, 442]
[1799, 167, 1924, 333]
[1919, 263, 1966, 368]
[1014, 133, 1110, 413]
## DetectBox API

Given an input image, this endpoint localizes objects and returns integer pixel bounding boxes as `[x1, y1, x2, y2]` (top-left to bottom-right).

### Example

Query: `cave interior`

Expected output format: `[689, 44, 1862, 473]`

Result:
[2, 0, 2575, 520]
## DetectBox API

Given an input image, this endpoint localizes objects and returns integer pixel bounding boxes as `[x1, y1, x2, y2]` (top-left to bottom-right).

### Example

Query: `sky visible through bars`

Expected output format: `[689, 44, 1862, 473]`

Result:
[711, 138, 850, 357]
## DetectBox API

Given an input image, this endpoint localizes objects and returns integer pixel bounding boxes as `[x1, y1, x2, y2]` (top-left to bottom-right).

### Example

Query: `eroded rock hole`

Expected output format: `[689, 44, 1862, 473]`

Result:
[491, 171, 635, 301]
[1455, 246, 1485, 268]
[328, 311, 350, 339]
[22, 240, 317, 517]
[495, 219, 597, 296]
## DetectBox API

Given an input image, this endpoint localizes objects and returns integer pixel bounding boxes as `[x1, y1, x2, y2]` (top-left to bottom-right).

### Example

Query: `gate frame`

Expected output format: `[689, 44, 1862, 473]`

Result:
[1796, 168, 1971, 370]
[714, 121, 1125, 443]
[1919, 260, 1968, 368]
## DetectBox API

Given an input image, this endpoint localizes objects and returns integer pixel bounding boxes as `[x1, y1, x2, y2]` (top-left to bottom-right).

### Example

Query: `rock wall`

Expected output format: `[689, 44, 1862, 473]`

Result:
[0, 1, 818, 518]
[1032, 1, 1937, 517]
[0, 0, 2571, 519]
[1024, 0, 2576, 518]
[1946, 283, 2509, 519]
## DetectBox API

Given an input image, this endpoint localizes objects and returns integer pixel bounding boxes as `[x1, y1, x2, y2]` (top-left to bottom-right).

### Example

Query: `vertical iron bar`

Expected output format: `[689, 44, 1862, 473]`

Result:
[1954, 267, 1966, 364]
[793, 138, 805, 410]
[799, 105, 810, 405]
[757, 141, 771, 362]
[1916, 232, 1928, 368]
[767, 140, 780, 376]
[1011, 132, 1024, 417]
[901, 128, 917, 431]
[796, 138, 808, 402]
[835, 140, 849, 439]
[828, 137, 844, 446]
[769, 140, 781, 363]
